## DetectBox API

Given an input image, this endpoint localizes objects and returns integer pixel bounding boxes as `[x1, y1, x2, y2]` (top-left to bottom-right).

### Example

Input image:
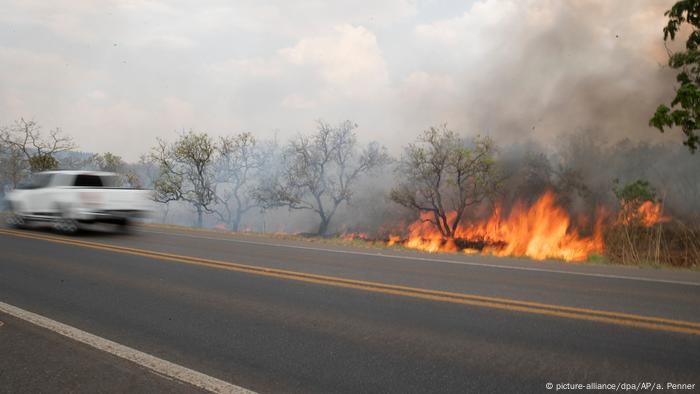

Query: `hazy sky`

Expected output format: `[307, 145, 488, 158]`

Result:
[0, 0, 683, 160]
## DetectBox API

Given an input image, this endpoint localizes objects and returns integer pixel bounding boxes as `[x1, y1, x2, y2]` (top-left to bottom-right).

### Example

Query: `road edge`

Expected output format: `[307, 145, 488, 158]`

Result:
[0, 301, 256, 394]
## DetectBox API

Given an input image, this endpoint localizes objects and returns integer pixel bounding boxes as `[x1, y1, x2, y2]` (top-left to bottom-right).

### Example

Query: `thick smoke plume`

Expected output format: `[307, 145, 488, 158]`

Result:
[398, 0, 680, 149]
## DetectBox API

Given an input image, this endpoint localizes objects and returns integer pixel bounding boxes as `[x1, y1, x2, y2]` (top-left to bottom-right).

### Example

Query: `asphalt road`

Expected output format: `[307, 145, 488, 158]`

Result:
[1, 224, 699, 393]
[0, 312, 204, 394]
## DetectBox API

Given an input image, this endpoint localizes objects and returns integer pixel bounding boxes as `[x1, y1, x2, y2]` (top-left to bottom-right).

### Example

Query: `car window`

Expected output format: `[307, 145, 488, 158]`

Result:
[101, 175, 122, 187]
[51, 173, 72, 187]
[73, 174, 103, 187]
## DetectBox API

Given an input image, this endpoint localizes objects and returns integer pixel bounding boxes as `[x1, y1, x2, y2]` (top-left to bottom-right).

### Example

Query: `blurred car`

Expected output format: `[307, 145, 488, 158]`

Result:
[5, 170, 152, 233]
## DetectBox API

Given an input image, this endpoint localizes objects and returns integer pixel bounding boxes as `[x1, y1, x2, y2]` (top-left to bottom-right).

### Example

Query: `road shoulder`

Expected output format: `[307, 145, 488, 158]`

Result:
[0, 312, 204, 394]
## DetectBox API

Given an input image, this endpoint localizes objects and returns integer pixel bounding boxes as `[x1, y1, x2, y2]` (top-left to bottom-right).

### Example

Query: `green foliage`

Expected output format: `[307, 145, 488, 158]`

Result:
[94, 152, 125, 173]
[91, 152, 141, 187]
[390, 125, 501, 238]
[28, 154, 59, 172]
[151, 131, 217, 227]
[586, 254, 607, 264]
[650, 0, 700, 153]
[613, 179, 657, 204]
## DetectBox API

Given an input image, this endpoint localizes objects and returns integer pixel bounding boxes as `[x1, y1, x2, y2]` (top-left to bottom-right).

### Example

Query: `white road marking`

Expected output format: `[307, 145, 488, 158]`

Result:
[140, 228, 700, 287]
[0, 301, 255, 394]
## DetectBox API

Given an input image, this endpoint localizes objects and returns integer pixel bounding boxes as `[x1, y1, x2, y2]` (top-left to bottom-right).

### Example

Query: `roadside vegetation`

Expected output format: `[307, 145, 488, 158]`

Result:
[1, 1, 699, 269]
[1, 117, 698, 269]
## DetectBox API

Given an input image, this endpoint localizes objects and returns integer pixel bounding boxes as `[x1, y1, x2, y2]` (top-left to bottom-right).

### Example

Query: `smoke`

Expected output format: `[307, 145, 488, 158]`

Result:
[4, 1, 698, 235]
[398, 0, 680, 148]
[0, 1, 687, 157]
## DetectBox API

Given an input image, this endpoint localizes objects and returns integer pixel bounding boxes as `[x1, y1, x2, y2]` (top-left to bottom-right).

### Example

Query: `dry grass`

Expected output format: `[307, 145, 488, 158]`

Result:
[603, 220, 700, 268]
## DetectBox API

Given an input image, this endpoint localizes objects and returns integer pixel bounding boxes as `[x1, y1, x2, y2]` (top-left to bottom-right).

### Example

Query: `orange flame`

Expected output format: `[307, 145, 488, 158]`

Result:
[391, 191, 604, 262]
[618, 201, 669, 227]
[341, 232, 369, 241]
[636, 201, 669, 227]
[387, 235, 401, 246]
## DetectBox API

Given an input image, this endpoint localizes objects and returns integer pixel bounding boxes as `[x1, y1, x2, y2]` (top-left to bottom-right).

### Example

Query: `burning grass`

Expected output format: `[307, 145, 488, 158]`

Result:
[363, 191, 697, 267]
[145, 195, 698, 268]
[384, 191, 604, 262]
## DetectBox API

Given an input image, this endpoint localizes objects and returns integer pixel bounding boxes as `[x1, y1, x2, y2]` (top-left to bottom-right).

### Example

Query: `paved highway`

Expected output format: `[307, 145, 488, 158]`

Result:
[1, 224, 699, 393]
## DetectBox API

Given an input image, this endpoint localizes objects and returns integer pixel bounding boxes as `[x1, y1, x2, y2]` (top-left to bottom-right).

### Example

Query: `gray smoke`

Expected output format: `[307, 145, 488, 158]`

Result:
[395, 0, 682, 150]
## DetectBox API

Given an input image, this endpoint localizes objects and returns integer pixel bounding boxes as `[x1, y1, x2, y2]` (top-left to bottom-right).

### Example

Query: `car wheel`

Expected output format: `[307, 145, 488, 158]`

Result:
[116, 218, 133, 234]
[54, 217, 79, 234]
[6, 213, 27, 228]
[52, 204, 79, 235]
[6, 202, 27, 228]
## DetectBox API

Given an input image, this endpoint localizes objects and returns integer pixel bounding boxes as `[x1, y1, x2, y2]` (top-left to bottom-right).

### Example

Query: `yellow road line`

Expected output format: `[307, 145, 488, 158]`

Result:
[1, 227, 699, 335]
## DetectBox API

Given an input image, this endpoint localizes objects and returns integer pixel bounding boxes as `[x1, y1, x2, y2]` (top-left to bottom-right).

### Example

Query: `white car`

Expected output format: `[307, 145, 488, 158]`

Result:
[5, 170, 153, 233]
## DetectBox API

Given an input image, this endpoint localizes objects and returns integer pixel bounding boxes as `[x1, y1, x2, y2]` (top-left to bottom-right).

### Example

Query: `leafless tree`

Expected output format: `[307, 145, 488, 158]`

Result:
[0, 118, 76, 172]
[390, 125, 501, 238]
[256, 120, 390, 235]
[214, 132, 268, 231]
[151, 131, 217, 227]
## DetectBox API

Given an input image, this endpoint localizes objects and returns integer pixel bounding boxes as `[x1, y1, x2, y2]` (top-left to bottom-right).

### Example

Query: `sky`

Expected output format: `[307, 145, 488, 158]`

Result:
[0, 0, 684, 160]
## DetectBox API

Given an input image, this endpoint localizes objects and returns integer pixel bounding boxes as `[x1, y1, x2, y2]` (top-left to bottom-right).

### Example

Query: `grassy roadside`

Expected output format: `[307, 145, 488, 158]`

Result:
[584, 253, 700, 271]
[144, 222, 700, 272]
[144, 222, 405, 251]
[1, 207, 695, 271]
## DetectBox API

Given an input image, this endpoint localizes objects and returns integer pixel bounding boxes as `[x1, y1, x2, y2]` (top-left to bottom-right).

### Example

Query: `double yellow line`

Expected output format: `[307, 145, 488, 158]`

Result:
[2, 227, 700, 336]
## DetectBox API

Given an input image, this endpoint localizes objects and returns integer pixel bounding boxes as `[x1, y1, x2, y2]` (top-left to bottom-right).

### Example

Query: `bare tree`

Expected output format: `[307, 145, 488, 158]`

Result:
[0, 118, 76, 172]
[256, 120, 390, 235]
[151, 131, 217, 227]
[214, 132, 268, 231]
[390, 125, 501, 238]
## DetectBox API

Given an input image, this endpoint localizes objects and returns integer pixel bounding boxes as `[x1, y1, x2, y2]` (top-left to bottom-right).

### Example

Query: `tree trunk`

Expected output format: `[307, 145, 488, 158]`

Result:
[196, 207, 203, 228]
[432, 209, 448, 237]
[317, 218, 330, 236]
[161, 204, 170, 224]
[230, 214, 241, 232]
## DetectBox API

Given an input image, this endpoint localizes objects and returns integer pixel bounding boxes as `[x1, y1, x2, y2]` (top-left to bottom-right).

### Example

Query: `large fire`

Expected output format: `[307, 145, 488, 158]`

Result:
[389, 191, 605, 262]
[341, 192, 671, 263]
